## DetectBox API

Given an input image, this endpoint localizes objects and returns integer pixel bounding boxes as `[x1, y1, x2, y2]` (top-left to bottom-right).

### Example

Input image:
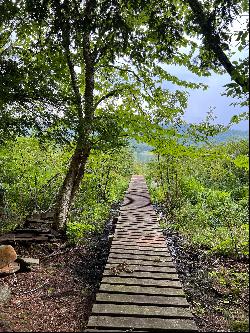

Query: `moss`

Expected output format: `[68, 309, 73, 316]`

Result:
[230, 319, 249, 332]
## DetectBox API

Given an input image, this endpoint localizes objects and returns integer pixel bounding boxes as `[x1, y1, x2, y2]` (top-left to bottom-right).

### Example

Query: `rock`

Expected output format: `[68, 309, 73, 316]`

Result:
[0, 262, 20, 275]
[0, 245, 17, 269]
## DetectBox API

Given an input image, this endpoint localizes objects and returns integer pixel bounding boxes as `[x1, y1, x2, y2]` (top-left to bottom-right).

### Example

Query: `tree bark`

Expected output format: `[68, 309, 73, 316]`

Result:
[52, 143, 91, 231]
[186, 0, 249, 92]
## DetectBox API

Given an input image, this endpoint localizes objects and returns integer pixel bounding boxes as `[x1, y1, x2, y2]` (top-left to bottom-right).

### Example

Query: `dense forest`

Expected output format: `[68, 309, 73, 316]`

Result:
[0, 0, 249, 332]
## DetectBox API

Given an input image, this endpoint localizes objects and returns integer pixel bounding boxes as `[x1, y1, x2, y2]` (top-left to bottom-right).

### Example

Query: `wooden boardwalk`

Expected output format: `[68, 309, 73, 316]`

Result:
[85, 175, 198, 332]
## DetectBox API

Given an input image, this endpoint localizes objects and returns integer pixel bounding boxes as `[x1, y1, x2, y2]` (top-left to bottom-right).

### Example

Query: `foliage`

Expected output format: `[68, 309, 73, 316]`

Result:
[230, 320, 249, 332]
[145, 139, 249, 258]
[0, 137, 70, 230]
[66, 147, 134, 242]
[0, 137, 133, 238]
[1, 0, 248, 144]
[209, 267, 249, 297]
[1, 0, 248, 230]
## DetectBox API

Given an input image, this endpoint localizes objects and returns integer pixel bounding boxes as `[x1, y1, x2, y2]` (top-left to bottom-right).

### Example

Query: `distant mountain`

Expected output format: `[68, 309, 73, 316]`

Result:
[211, 129, 249, 143]
[131, 128, 249, 162]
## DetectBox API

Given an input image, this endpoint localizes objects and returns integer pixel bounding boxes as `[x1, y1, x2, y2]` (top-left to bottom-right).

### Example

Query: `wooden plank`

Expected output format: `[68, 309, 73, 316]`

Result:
[84, 328, 148, 333]
[92, 304, 193, 318]
[100, 284, 185, 296]
[115, 228, 161, 233]
[113, 235, 165, 240]
[103, 270, 178, 279]
[115, 226, 162, 231]
[20, 257, 40, 265]
[112, 240, 167, 246]
[13, 229, 50, 234]
[121, 221, 158, 226]
[110, 245, 167, 252]
[96, 293, 189, 307]
[87, 316, 198, 331]
[0, 235, 49, 242]
[114, 234, 163, 240]
[105, 264, 176, 272]
[109, 249, 171, 257]
[25, 218, 50, 223]
[101, 277, 181, 287]
[116, 222, 158, 226]
[111, 241, 167, 248]
[107, 258, 174, 267]
[108, 253, 172, 262]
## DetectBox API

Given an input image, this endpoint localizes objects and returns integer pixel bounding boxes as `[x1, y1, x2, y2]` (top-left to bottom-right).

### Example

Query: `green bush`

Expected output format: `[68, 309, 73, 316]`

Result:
[0, 138, 134, 240]
[0, 137, 70, 230]
[145, 140, 249, 258]
[66, 147, 134, 242]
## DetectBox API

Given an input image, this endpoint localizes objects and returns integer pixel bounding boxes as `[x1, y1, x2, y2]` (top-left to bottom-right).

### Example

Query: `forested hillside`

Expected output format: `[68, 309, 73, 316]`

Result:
[0, 0, 249, 332]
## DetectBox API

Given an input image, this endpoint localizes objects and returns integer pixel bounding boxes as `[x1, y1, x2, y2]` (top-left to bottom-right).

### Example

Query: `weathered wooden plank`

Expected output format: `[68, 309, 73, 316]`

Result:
[109, 249, 171, 257]
[102, 277, 181, 287]
[99, 284, 185, 296]
[112, 236, 165, 241]
[115, 226, 158, 231]
[108, 253, 173, 262]
[105, 264, 176, 272]
[110, 245, 168, 252]
[87, 316, 198, 331]
[111, 241, 167, 248]
[0, 235, 49, 242]
[96, 293, 189, 307]
[107, 258, 174, 267]
[115, 228, 162, 233]
[20, 257, 40, 265]
[25, 218, 51, 223]
[103, 270, 178, 279]
[92, 304, 193, 318]
[12, 228, 50, 234]
[113, 235, 164, 240]
[116, 221, 158, 226]
[84, 328, 148, 333]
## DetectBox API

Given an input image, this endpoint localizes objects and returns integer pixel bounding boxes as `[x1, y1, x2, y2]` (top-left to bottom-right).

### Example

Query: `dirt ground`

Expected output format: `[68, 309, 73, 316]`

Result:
[0, 220, 113, 333]
[164, 228, 249, 332]
[0, 212, 249, 332]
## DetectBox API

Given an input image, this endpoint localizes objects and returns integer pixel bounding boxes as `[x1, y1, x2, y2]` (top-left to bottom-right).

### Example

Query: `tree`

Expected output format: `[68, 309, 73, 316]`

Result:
[1, 0, 248, 232]
[1, 0, 193, 231]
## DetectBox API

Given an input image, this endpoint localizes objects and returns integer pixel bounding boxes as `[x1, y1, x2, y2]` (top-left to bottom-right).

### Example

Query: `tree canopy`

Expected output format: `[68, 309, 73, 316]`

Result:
[0, 0, 248, 230]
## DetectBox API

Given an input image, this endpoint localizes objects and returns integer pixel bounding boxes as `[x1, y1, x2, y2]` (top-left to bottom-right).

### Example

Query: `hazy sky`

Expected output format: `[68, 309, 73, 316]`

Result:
[166, 65, 249, 131]
[168, 17, 249, 131]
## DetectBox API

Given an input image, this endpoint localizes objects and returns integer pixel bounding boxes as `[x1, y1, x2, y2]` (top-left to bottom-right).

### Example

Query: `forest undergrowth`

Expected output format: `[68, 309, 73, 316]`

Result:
[0, 137, 249, 332]
[144, 139, 249, 332]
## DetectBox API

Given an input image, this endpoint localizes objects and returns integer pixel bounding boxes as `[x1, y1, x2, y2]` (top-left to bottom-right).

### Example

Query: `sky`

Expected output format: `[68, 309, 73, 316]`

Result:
[165, 65, 249, 131]
[164, 17, 249, 132]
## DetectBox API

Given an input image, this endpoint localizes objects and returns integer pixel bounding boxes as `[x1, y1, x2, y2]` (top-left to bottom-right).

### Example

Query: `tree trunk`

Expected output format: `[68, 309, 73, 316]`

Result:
[52, 2, 96, 232]
[52, 143, 91, 232]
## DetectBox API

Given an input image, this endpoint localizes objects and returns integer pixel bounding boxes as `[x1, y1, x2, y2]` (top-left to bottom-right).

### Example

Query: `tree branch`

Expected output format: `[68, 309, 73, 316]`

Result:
[186, 0, 249, 92]
[98, 64, 144, 84]
[54, 0, 84, 129]
[94, 89, 122, 109]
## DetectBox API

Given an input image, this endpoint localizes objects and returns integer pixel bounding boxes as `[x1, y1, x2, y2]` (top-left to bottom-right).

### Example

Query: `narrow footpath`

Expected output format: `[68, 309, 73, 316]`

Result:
[86, 175, 198, 332]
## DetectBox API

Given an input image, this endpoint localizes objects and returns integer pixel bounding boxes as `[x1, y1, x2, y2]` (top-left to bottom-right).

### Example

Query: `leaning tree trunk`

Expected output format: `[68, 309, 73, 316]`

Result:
[52, 143, 91, 232]
[52, 18, 95, 232]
